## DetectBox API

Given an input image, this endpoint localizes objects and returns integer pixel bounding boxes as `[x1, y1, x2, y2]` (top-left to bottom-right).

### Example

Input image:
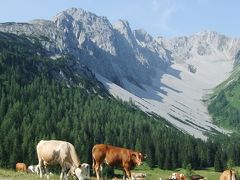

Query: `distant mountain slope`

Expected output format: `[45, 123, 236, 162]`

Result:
[208, 65, 240, 129]
[1, 8, 240, 138]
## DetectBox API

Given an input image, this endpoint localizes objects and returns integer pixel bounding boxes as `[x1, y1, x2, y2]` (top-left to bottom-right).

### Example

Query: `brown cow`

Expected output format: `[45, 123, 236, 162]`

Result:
[220, 170, 237, 180]
[169, 172, 187, 180]
[16, 162, 27, 172]
[92, 144, 144, 180]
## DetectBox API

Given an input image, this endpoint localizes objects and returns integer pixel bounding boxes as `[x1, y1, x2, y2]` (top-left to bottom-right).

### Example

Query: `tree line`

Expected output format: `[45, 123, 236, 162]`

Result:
[0, 32, 240, 172]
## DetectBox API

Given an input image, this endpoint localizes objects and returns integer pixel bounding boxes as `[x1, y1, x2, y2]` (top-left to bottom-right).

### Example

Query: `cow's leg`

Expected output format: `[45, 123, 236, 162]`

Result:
[42, 163, 49, 179]
[45, 165, 50, 179]
[124, 168, 132, 180]
[39, 166, 43, 178]
[96, 165, 100, 180]
[63, 171, 68, 180]
[60, 168, 66, 180]
[94, 162, 101, 180]
[62, 166, 70, 180]
[60, 171, 63, 180]
[36, 165, 40, 175]
[64, 169, 69, 180]
[122, 170, 126, 180]
[66, 168, 71, 177]
[38, 160, 43, 178]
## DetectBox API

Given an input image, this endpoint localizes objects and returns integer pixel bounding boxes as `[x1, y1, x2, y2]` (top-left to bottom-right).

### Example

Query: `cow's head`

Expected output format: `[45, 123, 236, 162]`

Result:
[73, 167, 84, 180]
[171, 172, 177, 179]
[131, 152, 144, 166]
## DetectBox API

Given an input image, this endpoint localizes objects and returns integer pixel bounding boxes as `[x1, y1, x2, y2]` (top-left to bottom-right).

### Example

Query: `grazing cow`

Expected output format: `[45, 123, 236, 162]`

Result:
[220, 170, 236, 180]
[16, 163, 27, 172]
[190, 174, 205, 180]
[169, 172, 187, 180]
[80, 163, 90, 180]
[36, 140, 84, 180]
[131, 172, 147, 180]
[92, 144, 144, 180]
[27, 164, 40, 174]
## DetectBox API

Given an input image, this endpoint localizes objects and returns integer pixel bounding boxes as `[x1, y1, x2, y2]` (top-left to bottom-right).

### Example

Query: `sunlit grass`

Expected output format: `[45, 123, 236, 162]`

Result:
[0, 168, 59, 180]
[2, 166, 240, 180]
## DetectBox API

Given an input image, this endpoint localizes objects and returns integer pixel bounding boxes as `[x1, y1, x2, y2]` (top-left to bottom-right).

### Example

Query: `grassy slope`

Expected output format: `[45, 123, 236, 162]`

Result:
[212, 65, 240, 96]
[0, 166, 232, 180]
[208, 64, 240, 129]
[0, 168, 59, 180]
[132, 164, 222, 180]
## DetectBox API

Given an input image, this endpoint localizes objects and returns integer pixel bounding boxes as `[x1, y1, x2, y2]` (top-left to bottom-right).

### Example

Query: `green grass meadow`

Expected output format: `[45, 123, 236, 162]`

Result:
[1, 165, 234, 180]
[131, 165, 222, 180]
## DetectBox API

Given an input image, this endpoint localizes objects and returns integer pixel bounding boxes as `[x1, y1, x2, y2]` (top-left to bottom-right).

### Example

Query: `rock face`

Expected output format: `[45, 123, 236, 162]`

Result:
[0, 8, 171, 86]
[157, 30, 240, 62]
[1, 8, 240, 138]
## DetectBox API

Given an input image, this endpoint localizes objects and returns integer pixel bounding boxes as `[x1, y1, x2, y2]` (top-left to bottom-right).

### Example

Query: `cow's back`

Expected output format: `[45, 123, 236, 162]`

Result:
[92, 144, 107, 158]
[220, 170, 236, 180]
[92, 144, 131, 166]
[37, 140, 80, 167]
[37, 140, 63, 164]
[105, 145, 131, 165]
[16, 163, 27, 172]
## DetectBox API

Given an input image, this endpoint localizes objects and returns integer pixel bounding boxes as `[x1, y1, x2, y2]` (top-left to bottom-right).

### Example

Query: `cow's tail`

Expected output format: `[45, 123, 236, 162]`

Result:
[92, 147, 96, 174]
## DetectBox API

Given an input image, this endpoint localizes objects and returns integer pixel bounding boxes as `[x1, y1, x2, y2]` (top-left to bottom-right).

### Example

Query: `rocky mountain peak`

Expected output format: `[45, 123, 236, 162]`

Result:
[195, 30, 218, 37]
[113, 20, 130, 32]
[113, 19, 137, 48]
[53, 8, 116, 56]
[134, 29, 153, 43]
[53, 8, 111, 29]
[191, 30, 223, 46]
[54, 8, 96, 22]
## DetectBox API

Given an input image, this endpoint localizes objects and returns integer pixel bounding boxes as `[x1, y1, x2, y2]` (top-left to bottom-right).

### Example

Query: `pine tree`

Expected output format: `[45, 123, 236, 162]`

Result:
[0, 94, 8, 120]
[214, 151, 223, 172]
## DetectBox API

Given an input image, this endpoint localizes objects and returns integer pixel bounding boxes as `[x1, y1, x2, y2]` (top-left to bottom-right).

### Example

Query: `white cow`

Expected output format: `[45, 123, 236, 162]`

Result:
[36, 140, 84, 180]
[80, 163, 90, 180]
[131, 172, 147, 180]
[27, 164, 40, 174]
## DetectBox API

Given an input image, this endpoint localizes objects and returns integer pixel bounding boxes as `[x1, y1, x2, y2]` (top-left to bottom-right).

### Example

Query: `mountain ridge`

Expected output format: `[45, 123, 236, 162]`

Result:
[1, 7, 240, 138]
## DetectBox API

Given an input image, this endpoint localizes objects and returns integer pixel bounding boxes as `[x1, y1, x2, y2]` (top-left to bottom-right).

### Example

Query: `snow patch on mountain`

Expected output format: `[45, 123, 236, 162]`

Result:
[97, 52, 233, 138]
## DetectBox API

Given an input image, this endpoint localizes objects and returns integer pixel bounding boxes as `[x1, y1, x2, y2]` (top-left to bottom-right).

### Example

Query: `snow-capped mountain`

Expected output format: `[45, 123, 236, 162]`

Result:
[1, 8, 240, 138]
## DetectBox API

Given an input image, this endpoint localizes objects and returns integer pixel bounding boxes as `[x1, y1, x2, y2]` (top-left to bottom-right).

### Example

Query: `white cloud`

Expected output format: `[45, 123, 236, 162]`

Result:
[151, 0, 180, 36]
[159, 6, 178, 35]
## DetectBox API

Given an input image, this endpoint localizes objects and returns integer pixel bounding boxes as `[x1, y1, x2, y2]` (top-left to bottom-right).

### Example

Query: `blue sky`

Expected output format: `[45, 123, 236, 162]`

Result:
[0, 0, 239, 38]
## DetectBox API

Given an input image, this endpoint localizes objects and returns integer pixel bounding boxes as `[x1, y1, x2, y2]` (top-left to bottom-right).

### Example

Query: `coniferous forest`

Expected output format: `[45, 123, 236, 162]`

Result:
[1, 32, 240, 172]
